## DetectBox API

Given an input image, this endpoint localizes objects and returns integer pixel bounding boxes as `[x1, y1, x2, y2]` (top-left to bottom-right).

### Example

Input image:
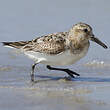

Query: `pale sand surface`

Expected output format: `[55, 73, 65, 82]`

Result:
[0, 58, 110, 110]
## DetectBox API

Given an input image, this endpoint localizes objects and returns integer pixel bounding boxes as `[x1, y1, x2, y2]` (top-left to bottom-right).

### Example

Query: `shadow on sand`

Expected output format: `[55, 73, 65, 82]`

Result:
[33, 75, 110, 83]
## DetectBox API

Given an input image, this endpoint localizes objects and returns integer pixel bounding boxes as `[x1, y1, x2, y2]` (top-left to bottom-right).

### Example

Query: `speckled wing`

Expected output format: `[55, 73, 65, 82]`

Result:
[22, 32, 68, 54]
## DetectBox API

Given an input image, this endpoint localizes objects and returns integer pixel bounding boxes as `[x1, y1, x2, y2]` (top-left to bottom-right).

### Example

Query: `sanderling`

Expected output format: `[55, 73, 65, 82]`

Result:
[2, 22, 108, 82]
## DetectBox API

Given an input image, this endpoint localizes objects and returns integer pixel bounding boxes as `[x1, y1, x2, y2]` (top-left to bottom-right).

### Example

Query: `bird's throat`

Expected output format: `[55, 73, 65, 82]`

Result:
[69, 39, 89, 54]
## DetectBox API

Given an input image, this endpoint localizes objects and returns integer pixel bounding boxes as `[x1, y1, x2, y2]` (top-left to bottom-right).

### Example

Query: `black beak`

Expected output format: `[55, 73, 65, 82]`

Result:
[90, 36, 108, 49]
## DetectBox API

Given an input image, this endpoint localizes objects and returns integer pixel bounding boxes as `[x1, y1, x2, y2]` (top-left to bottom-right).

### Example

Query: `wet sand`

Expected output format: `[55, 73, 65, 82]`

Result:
[0, 56, 110, 110]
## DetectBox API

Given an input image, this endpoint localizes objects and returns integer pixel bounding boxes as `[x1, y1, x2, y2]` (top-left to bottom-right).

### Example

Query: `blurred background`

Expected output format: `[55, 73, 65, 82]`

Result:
[0, 0, 110, 110]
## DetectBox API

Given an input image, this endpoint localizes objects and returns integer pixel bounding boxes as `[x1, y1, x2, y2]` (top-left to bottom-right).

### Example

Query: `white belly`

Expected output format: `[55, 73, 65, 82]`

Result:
[24, 46, 89, 66]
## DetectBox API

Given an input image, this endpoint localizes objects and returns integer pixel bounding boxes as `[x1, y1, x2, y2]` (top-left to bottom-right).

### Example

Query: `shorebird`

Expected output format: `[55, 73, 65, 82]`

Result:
[2, 22, 108, 82]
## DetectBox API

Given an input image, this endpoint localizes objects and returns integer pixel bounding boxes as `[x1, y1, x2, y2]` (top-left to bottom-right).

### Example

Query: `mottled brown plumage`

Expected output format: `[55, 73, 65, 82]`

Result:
[22, 32, 68, 54]
[3, 32, 68, 54]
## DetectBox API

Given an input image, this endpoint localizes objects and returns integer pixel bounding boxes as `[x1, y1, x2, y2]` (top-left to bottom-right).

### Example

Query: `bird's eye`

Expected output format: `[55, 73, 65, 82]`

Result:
[84, 29, 88, 32]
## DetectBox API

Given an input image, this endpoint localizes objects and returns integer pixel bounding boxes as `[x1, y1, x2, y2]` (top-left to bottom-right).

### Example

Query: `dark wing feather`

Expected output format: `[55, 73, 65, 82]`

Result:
[23, 32, 68, 54]
[2, 41, 31, 49]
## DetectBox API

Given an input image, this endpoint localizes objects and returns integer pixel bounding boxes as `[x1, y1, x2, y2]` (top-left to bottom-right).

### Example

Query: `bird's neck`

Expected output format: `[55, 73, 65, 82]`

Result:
[67, 36, 90, 54]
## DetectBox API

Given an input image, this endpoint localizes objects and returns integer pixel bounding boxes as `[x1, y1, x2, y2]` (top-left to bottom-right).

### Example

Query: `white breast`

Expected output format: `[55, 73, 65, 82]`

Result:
[24, 45, 89, 66]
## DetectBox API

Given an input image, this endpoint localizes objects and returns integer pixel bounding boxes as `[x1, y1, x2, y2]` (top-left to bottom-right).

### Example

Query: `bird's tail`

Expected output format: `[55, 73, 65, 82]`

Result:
[2, 41, 29, 49]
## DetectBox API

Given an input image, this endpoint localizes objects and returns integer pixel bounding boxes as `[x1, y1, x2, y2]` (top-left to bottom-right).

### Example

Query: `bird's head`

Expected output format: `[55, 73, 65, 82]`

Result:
[68, 22, 108, 49]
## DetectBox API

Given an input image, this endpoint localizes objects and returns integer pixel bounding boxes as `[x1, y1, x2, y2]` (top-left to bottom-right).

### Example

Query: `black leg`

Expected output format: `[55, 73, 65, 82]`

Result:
[30, 63, 37, 82]
[46, 65, 80, 78]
